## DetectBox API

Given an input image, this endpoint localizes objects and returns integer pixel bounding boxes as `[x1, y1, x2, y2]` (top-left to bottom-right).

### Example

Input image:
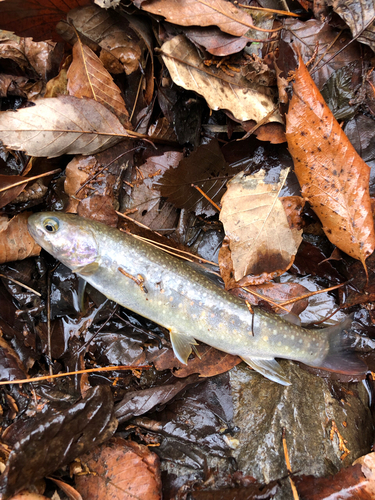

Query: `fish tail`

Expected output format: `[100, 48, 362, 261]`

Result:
[311, 315, 367, 375]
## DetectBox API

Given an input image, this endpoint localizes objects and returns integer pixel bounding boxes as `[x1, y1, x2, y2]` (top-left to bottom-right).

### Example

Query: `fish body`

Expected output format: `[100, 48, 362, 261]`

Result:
[27, 212, 366, 385]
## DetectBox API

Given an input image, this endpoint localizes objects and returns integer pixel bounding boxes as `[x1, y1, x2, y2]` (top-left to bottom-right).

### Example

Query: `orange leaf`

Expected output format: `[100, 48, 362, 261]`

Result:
[285, 55, 375, 268]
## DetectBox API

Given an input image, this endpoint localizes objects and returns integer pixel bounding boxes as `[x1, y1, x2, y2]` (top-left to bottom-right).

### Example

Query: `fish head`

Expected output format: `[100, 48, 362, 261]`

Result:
[28, 212, 99, 272]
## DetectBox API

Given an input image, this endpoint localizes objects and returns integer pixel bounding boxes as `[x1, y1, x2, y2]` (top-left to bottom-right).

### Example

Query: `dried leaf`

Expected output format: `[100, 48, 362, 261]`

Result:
[285, 55, 375, 266]
[184, 26, 248, 56]
[327, 0, 375, 53]
[160, 35, 281, 123]
[133, 0, 256, 37]
[75, 438, 162, 500]
[67, 41, 130, 127]
[0, 175, 28, 209]
[219, 169, 302, 281]
[56, 5, 143, 75]
[0, 96, 129, 157]
[0, 213, 40, 264]
[0, 0, 92, 42]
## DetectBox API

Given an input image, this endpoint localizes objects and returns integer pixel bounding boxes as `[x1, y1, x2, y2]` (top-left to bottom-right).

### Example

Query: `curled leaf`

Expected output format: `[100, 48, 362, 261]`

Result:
[0, 213, 40, 264]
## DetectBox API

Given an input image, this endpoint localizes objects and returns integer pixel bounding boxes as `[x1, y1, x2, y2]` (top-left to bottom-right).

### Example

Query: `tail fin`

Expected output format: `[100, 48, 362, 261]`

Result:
[310, 315, 367, 375]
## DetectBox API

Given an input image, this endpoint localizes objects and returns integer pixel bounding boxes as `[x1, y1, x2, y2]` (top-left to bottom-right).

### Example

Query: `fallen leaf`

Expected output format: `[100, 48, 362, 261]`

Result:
[285, 55, 375, 267]
[184, 26, 248, 56]
[77, 195, 118, 227]
[160, 35, 282, 123]
[0, 0, 92, 42]
[151, 344, 241, 378]
[0, 96, 129, 157]
[0, 386, 117, 499]
[0, 213, 40, 264]
[56, 5, 143, 75]
[75, 437, 162, 500]
[67, 40, 130, 127]
[132, 0, 257, 37]
[0, 337, 28, 382]
[157, 140, 231, 216]
[0, 175, 28, 209]
[327, 0, 375, 53]
[219, 169, 302, 281]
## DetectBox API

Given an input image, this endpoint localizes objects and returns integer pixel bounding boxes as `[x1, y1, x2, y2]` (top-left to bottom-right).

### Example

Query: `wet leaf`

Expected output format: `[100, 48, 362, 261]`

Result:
[184, 26, 248, 56]
[0, 175, 28, 209]
[327, 0, 375, 53]
[160, 35, 281, 123]
[157, 140, 230, 216]
[56, 4, 143, 75]
[75, 437, 162, 500]
[0, 337, 28, 382]
[77, 195, 119, 227]
[0, 386, 117, 499]
[285, 55, 375, 266]
[0, 213, 40, 264]
[0, 96, 129, 157]
[67, 40, 130, 127]
[0, 0, 92, 42]
[115, 375, 199, 424]
[220, 169, 302, 281]
[133, 0, 256, 37]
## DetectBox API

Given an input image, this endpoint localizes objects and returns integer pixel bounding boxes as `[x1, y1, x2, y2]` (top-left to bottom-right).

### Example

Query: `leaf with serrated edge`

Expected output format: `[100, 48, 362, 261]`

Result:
[0, 96, 129, 158]
[161, 35, 281, 123]
[68, 40, 130, 126]
[285, 55, 375, 267]
[220, 168, 302, 281]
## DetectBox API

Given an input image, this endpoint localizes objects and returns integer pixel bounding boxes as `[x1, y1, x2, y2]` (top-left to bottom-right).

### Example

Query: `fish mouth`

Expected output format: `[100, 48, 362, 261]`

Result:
[27, 213, 45, 242]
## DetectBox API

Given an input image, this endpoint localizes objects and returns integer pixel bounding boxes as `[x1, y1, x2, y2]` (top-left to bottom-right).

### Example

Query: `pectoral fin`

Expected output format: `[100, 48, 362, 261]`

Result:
[74, 261, 100, 276]
[241, 356, 291, 386]
[169, 329, 198, 364]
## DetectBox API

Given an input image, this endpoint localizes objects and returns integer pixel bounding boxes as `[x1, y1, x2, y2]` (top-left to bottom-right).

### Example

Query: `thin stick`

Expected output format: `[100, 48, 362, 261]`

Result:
[240, 104, 279, 140]
[116, 210, 164, 237]
[242, 287, 291, 313]
[0, 168, 61, 194]
[282, 428, 300, 500]
[191, 184, 221, 212]
[277, 282, 347, 307]
[0, 365, 152, 386]
[238, 4, 301, 16]
[0, 274, 41, 297]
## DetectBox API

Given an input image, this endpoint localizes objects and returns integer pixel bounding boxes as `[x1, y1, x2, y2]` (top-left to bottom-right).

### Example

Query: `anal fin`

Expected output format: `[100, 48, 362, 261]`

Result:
[241, 356, 291, 386]
[170, 329, 198, 364]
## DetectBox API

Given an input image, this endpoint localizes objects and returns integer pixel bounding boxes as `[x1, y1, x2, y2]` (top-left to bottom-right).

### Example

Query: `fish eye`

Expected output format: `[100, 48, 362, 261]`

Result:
[43, 217, 59, 233]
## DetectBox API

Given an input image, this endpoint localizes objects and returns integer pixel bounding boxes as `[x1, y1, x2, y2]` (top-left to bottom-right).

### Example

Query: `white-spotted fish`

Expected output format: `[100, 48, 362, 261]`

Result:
[27, 212, 366, 385]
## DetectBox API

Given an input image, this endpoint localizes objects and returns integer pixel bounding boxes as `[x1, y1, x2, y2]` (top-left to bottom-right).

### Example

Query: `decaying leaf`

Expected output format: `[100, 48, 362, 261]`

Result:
[0, 96, 129, 157]
[0, 213, 40, 264]
[219, 169, 302, 281]
[132, 0, 257, 37]
[0, 175, 28, 209]
[67, 40, 130, 126]
[285, 55, 375, 267]
[184, 26, 248, 57]
[326, 0, 375, 53]
[75, 438, 162, 500]
[56, 4, 143, 75]
[160, 35, 282, 123]
[0, 0, 92, 42]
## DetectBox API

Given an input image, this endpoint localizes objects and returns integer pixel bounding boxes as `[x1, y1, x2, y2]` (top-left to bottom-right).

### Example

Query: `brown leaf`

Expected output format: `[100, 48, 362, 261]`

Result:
[67, 41, 130, 127]
[75, 437, 162, 500]
[56, 5, 143, 75]
[0, 96, 129, 157]
[184, 26, 248, 56]
[77, 195, 118, 227]
[0, 0, 92, 42]
[285, 55, 375, 266]
[152, 344, 241, 378]
[0, 175, 28, 209]
[0, 213, 40, 264]
[219, 169, 302, 281]
[160, 35, 282, 123]
[133, 0, 256, 37]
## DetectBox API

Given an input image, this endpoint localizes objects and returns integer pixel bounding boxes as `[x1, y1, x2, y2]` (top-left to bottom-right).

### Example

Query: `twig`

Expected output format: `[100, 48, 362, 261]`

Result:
[282, 428, 300, 500]
[0, 168, 61, 194]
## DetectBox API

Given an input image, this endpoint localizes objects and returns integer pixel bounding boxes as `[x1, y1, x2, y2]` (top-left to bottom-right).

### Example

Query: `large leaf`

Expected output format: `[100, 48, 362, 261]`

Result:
[285, 55, 375, 266]
[67, 40, 130, 126]
[132, 0, 258, 37]
[326, 0, 375, 53]
[219, 168, 302, 281]
[0, 0, 92, 42]
[160, 35, 282, 123]
[0, 96, 130, 157]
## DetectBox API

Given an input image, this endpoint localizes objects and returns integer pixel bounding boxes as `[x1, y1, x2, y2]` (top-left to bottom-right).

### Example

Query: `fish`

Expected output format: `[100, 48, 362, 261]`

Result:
[27, 212, 367, 385]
